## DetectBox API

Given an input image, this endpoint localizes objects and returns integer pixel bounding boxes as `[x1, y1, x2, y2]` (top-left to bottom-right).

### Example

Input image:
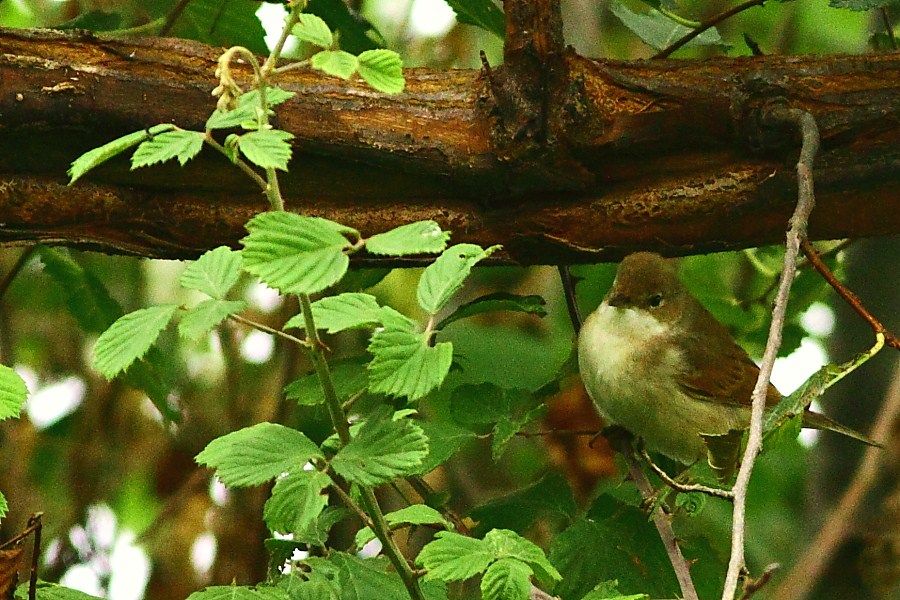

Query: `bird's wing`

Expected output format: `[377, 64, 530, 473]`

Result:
[677, 309, 781, 408]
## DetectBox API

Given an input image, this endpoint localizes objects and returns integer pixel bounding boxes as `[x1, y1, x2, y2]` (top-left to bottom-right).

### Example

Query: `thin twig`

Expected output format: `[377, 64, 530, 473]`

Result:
[770, 361, 900, 600]
[739, 563, 779, 600]
[880, 7, 897, 51]
[159, 0, 193, 36]
[407, 477, 471, 536]
[557, 265, 582, 333]
[204, 134, 269, 192]
[621, 443, 700, 600]
[0, 245, 37, 301]
[800, 239, 900, 350]
[0, 514, 42, 551]
[640, 448, 734, 501]
[721, 108, 819, 600]
[654, 0, 767, 59]
[228, 313, 312, 349]
[329, 481, 376, 530]
[27, 513, 41, 600]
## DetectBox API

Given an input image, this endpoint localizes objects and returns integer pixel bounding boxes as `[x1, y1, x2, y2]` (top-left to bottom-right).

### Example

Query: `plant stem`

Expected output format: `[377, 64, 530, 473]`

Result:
[228, 313, 311, 348]
[298, 293, 426, 600]
[654, 0, 767, 59]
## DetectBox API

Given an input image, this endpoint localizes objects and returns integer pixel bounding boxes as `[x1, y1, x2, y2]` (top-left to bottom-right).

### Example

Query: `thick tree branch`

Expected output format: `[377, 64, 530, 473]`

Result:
[0, 28, 897, 263]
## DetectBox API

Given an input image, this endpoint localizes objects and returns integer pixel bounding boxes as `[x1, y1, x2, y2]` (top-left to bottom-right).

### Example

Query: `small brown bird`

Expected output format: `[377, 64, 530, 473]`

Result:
[578, 252, 876, 474]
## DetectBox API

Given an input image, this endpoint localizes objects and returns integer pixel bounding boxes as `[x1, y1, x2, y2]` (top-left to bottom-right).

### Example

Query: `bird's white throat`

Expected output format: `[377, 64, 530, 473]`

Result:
[578, 302, 671, 381]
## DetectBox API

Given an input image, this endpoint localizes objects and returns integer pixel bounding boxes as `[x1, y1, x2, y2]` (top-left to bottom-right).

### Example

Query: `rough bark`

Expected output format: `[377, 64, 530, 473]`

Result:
[0, 27, 897, 264]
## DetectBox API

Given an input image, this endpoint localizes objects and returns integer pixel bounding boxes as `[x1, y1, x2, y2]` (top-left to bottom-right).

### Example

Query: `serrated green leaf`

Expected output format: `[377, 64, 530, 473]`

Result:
[206, 87, 296, 130]
[356, 504, 450, 548]
[357, 49, 405, 94]
[294, 506, 351, 547]
[179, 246, 243, 299]
[237, 129, 294, 171]
[91, 305, 178, 379]
[293, 13, 334, 47]
[481, 557, 532, 600]
[331, 414, 429, 486]
[416, 420, 477, 474]
[68, 124, 174, 184]
[610, 4, 724, 51]
[368, 326, 453, 400]
[241, 212, 355, 295]
[284, 357, 368, 406]
[327, 553, 448, 600]
[196, 422, 322, 487]
[178, 299, 247, 341]
[285, 293, 383, 333]
[0, 364, 27, 421]
[185, 585, 288, 600]
[417, 244, 499, 315]
[365, 221, 450, 256]
[418, 531, 493, 582]
[310, 50, 359, 80]
[445, 0, 506, 38]
[484, 529, 560, 587]
[437, 293, 546, 329]
[264, 469, 331, 534]
[131, 130, 204, 169]
[15, 582, 105, 599]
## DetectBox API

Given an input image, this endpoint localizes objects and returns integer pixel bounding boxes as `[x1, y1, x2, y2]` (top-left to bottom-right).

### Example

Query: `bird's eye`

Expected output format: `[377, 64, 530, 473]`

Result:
[648, 293, 664, 308]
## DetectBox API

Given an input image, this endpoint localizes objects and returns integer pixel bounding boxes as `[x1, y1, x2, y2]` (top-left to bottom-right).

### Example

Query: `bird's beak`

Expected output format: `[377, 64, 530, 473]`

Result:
[606, 292, 627, 308]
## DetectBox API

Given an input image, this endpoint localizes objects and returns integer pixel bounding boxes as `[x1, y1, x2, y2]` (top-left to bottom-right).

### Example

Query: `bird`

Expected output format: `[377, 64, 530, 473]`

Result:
[577, 251, 877, 477]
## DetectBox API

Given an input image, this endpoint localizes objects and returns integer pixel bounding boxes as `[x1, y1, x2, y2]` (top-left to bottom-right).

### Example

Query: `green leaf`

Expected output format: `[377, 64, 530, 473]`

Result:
[356, 504, 450, 547]
[196, 422, 323, 487]
[581, 580, 649, 600]
[310, 50, 359, 79]
[55, 10, 122, 31]
[131, 129, 204, 169]
[284, 357, 368, 406]
[418, 531, 493, 582]
[91, 305, 178, 379]
[437, 293, 546, 329]
[264, 470, 331, 534]
[206, 87, 296, 130]
[238, 129, 294, 171]
[37, 248, 176, 420]
[241, 212, 355, 295]
[178, 299, 247, 341]
[16, 582, 104, 599]
[331, 413, 429, 486]
[68, 124, 174, 184]
[416, 420, 477, 473]
[185, 586, 288, 600]
[365, 221, 450, 256]
[609, 4, 724, 51]
[450, 383, 517, 430]
[367, 326, 453, 400]
[293, 13, 334, 47]
[357, 49, 405, 94]
[417, 244, 499, 315]
[470, 473, 577, 538]
[327, 553, 448, 600]
[293, 506, 351, 547]
[0, 491, 7, 520]
[305, 0, 382, 54]
[481, 558, 532, 600]
[174, 0, 269, 55]
[179, 246, 243, 299]
[484, 529, 560, 587]
[829, 0, 895, 8]
[444, 0, 506, 38]
[491, 405, 547, 461]
[286, 293, 383, 333]
[0, 364, 27, 421]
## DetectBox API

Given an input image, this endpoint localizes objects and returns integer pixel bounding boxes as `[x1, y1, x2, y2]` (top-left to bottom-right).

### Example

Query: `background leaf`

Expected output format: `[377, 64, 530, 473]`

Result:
[437, 292, 546, 329]
[444, 0, 506, 38]
[609, 3, 724, 51]
[264, 470, 331, 534]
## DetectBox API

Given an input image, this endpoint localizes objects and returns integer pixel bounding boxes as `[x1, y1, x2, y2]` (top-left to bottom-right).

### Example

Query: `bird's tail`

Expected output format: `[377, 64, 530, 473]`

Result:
[802, 411, 882, 448]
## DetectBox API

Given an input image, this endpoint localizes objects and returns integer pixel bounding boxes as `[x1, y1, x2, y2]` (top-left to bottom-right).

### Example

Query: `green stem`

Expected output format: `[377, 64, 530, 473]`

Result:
[103, 17, 166, 37]
[298, 294, 425, 600]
